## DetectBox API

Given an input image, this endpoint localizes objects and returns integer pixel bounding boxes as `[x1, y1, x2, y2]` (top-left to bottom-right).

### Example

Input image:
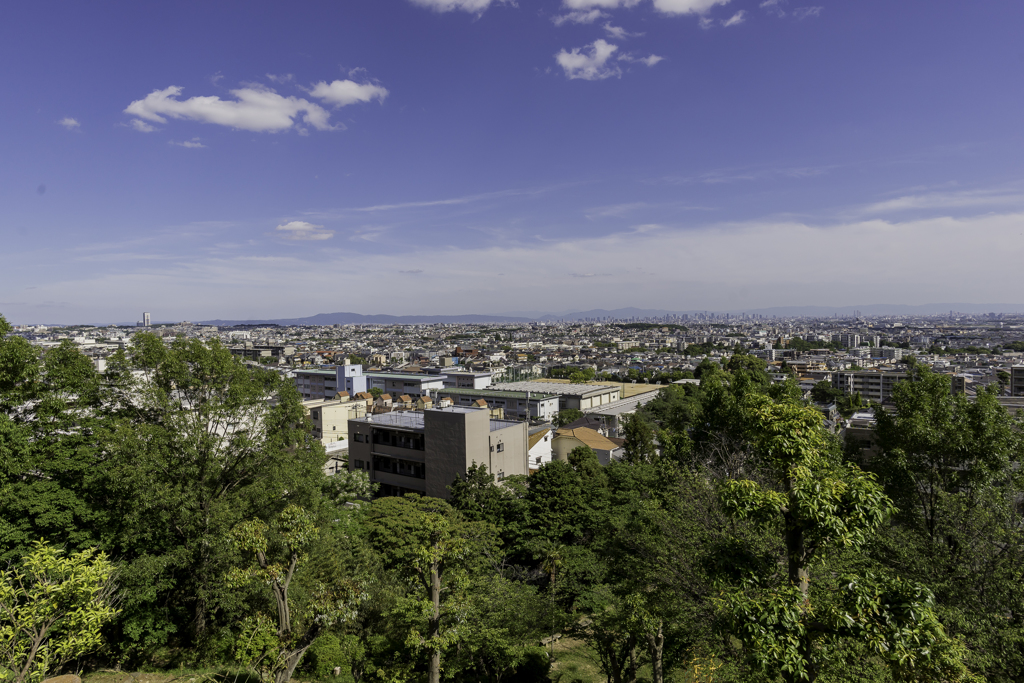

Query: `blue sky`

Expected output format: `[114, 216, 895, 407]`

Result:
[3, 0, 1024, 323]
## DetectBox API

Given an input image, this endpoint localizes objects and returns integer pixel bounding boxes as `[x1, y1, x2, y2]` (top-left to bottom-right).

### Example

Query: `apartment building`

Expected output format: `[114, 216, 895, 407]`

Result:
[433, 387, 559, 421]
[294, 368, 338, 400]
[833, 333, 861, 349]
[364, 371, 448, 399]
[302, 396, 366, 445]
[832, 369, 908, 404]
[433, 369, 494, 390]
[1011, 365, 1024, 397]
[347, 407, 528, 498]
[338, 361, 369, 396]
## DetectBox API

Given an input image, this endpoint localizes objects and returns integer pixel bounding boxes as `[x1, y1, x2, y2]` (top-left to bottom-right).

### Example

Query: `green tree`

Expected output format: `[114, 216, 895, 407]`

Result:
[1, 335, 105, 562]
[100, 335, 327, 657]
[809, 380, 841, 405]
[621, 415, 657, 465]
[552, 409, 584, 428]
[361, 496, 499, 683]
[229, 505, 365, 683]
[871, 370, 1024, 679]
[717, 396, 974, 682]
[0, 541, 119, 683]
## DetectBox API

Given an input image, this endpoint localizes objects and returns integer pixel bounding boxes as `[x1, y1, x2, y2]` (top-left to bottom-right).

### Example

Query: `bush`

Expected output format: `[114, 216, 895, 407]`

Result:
[303, 633, 344, 680]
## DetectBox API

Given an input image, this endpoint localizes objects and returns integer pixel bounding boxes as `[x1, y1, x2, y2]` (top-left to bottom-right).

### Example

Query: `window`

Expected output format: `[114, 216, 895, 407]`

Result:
[354, 433, 365, 443]
[496, 443, 504, 453]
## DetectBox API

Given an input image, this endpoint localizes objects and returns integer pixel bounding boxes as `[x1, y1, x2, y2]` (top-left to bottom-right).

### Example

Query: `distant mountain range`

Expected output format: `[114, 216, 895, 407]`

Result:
[196, 303, 1024, 327]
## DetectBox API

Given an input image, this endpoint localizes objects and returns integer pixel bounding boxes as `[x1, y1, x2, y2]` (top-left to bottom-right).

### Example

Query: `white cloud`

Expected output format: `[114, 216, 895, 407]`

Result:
[699, 16, 714, 29]
[722, 10, 746, 26]
[793, 6, 822, 19]
[266, 73, 294, 84]
[603, 22, 643, 39]
[562, 0, 640, 8]
[760, 0, 785, 15]
[58, 117, 80, 130]
[275, 221, 334, 241]
[553, 9, 606, 25]
[652, 0, 730, 15]
[170, 138, 206, 149]
[408, 0, 503, 13]
[556, 39, 621, 80]
[124, 85, 335, 133]
[861, 190, 1024, 214]
[619, 51, 665, 66]
[308, 79, 389, 107]
[130, 119, 157, 133]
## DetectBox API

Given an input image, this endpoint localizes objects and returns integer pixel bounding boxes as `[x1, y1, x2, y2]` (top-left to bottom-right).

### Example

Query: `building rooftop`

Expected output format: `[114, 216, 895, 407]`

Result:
[498, 381, 620, 397]
[351, 406, 522, 432]
[582, 392, 661, 417]
[365, 371, 448, 382]
[356, 411, 425, 429]
[435, 387, 559, 400]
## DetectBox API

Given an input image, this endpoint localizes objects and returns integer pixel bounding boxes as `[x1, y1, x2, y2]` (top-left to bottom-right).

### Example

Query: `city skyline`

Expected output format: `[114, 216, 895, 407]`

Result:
[3, 0, 1024, 324]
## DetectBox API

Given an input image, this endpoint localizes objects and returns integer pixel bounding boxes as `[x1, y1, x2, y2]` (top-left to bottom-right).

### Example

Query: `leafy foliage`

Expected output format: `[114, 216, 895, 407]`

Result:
[0, 541, 119, 683]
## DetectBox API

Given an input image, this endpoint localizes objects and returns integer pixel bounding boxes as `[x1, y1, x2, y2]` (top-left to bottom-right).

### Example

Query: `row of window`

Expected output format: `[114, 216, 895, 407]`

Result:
[372, 455, 425, 479]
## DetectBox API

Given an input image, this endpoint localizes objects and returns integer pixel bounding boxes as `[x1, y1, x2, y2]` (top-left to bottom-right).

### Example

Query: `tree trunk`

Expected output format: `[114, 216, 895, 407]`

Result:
[276, 643, 313, 683]
[625, 636, 637, 683]
[194, 598, 207, 640]
[784, 510, 810, 609]
[647, 621, 664, 683]
[429, 560, 441, 683]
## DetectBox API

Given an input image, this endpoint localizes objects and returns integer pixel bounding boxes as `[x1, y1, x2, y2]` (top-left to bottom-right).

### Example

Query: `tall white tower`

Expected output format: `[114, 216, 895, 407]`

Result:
[143, 312, 151, 327]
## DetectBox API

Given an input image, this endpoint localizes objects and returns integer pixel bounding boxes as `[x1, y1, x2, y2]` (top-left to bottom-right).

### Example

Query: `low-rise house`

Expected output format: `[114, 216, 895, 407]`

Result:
[552, 427, 624, 465]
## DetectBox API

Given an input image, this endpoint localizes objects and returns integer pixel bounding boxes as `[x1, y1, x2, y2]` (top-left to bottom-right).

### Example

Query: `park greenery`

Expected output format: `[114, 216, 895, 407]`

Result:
[2, 313, 1023, 682]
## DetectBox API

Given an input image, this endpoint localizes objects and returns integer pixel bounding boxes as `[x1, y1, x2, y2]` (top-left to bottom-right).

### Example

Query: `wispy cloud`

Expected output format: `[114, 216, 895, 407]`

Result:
[760, 0, 785, 17]
[722, 10, 746, 26]
[333, 186, 559, 214]
[58, 117, 80, 130]
[170, 137, 206, 148]
[553, 9, 607, 25]
[603, 22, 643, 39]
[793, 6, 822, 19]
[562, 0, 641, 9]
[619, 52, 665, 67]
[408, 0, 507, 14]
[861, 189, 1024, 214]
[664, 164, 834, 184]
[556, 39, 621, 80]
[276, 220, 334, 241]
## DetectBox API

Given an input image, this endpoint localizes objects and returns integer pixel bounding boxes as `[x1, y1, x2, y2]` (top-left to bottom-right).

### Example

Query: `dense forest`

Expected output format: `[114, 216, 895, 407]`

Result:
[2, 314, 1022, 683]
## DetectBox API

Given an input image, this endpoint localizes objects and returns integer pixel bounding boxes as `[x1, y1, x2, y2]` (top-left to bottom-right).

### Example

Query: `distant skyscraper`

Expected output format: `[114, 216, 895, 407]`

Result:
[143, 312, 151, 327]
